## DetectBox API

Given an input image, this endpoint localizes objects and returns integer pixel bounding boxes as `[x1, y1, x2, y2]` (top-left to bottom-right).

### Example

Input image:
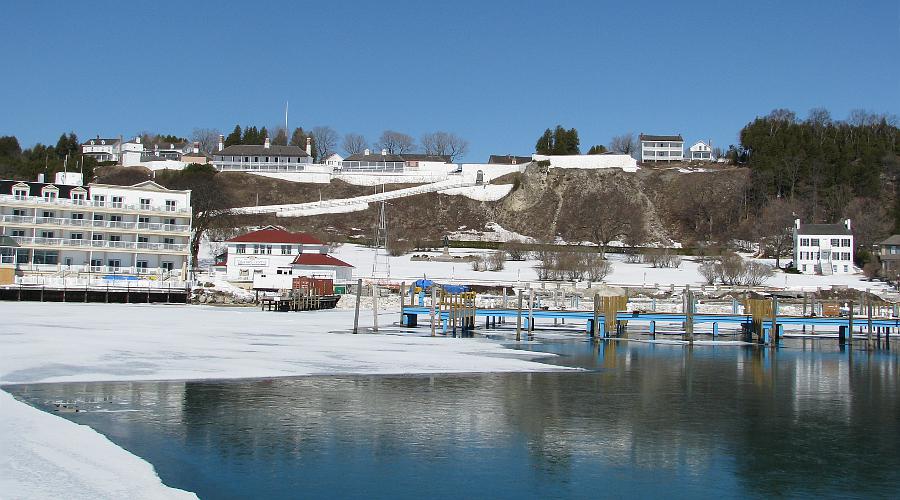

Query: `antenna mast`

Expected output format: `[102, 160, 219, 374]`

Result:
[372, 185, 390, 280]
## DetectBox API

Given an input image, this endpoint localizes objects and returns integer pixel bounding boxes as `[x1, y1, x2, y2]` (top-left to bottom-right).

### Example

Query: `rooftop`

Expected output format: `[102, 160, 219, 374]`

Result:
[215, 144, 309, 157]
[487, 155, 532, 165]
[879, 235, 900, 246]
[640, 134, 684, 142]
[796, 223, 852, 236]
[292, 253, 354, 267]
[226, 226, 323, 245]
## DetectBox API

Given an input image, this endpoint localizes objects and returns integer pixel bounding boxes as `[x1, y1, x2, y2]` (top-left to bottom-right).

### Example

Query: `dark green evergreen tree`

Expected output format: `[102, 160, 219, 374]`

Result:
[224, 125, 242, 147]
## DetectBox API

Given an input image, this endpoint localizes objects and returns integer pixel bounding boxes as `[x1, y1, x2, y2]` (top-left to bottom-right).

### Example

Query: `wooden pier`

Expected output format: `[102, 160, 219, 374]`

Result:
[0, 283, 190, 304]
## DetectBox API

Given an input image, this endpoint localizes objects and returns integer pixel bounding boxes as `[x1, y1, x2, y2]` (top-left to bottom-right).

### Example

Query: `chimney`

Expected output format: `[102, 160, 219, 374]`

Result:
[381, 148, 387, 156]
[192, 142, 199, 154]
[218, 135, 224, 151]
[37, 173, 45, 183]
[845, 219, 851, 231]
[135, 136, 141, 144]
[264, 137, 271, 149]
[794, 218, 801, 229]
[305, 137, 312, 156]
[364, 148, 370, 156]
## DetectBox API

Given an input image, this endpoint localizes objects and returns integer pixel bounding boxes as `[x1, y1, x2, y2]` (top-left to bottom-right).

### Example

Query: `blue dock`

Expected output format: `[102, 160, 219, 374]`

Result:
[400, 306, 899, 344]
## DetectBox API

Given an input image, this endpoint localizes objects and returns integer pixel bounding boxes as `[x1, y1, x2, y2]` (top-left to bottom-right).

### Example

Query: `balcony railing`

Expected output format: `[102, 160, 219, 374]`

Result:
[337, 161, 406, 173]
[10, 236, 188, 253]
[214, 161, 312, 172]
[0, 193, 190, 214]
[0, 214, 191, 232]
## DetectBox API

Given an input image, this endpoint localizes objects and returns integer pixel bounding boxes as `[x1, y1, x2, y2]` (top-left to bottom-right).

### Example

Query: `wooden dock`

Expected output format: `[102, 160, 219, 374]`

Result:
[0, 284, 190, 304]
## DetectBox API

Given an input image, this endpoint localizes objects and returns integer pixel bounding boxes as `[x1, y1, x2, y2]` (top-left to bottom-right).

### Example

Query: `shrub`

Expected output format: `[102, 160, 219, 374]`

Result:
[646, 248, 682, 268]
[585, 254, 612, 281]
[503, 239, 529, 261]
[388, 239, 413, 257]
[486, 250, 507, 271]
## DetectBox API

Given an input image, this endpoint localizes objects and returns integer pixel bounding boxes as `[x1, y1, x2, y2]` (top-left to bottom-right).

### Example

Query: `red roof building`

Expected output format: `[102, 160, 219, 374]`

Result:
[226, 225, 323, 245]
[292, 253, 353, 267]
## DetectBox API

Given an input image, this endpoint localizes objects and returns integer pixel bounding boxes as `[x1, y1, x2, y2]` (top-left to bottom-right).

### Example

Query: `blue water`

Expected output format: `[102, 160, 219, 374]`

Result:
[7, 338, 900, 499]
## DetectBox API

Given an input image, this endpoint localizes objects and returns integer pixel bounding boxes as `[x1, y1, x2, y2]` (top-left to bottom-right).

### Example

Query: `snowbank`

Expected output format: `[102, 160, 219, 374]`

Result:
[0, 390, 196, 499]
[440, 184, 514, 201]
[532, 154, 638, 172]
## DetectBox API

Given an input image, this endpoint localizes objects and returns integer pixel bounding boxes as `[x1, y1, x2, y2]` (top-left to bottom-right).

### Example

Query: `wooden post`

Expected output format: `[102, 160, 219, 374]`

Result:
[847, 300, 853, 346]
[516, 289, 523, 341]
[771, 296, 778, 347]
[867, 300, 873, 351]
[372, 282, 379, 333]
[353, 279, 362, 334]
[430, 286, 436, 337]
[684, 289, 694, 343]
[592, 293, 600, 338]
[528, 286, 534, 333]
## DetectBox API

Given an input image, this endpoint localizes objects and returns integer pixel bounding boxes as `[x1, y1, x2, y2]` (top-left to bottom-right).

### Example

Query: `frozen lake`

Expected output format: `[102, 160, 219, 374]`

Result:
[8, 338, 900, 499]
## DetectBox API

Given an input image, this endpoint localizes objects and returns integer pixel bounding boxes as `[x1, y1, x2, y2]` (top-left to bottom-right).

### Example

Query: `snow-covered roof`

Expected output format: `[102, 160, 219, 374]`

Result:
[531, 154, 638, 172]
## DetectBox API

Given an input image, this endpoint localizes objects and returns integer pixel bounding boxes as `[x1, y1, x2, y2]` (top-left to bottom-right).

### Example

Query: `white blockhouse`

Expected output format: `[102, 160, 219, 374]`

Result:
[792, 219, 854, 275]
[640, 134, 684, 162]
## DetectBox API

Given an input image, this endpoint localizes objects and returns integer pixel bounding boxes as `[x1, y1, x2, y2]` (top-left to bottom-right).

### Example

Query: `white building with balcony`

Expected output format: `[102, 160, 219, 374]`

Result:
[792, 219, 854, 275]
[81, 136, 123, 163]
[640, 134, 684, 162]
[689, 140, 714, 161]
[212, 136, 313, 172]
[0, 172, 192, 281]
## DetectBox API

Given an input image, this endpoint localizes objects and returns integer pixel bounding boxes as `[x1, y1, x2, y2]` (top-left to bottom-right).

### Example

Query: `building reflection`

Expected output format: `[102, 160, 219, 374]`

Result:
[11, 339, 899, 497]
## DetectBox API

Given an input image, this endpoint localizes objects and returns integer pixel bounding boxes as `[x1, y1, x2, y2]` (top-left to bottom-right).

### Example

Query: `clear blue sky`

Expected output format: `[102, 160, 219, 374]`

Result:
[1, 0, 898, 162]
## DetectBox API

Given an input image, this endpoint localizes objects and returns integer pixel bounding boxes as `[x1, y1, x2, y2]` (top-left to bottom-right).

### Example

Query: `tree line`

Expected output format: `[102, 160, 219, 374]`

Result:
[0, 133, 97, 182]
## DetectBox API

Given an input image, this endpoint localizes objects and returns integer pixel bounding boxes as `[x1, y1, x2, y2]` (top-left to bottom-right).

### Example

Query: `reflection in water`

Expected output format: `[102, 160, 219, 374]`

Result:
[7, 339, 899, 499]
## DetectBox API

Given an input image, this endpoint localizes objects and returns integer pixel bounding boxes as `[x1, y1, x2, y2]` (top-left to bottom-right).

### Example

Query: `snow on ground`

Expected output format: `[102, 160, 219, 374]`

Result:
[439, 183, 514, 201]
[0, 301, 571, 499]
[331, 244, 894, 293]
[448, 222, 536, 243]
[0, 390, 196, 500]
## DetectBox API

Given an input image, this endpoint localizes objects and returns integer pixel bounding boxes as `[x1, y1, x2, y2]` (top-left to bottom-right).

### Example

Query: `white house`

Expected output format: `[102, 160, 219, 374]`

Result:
[0, 172, 192, 280]
[212, 136, 313, 172]
[689, 140, 714, 161]
[640, 134, 684, 162]
[324, 153, 343, 167]
[792, 219, 854, 275]
[81, 136, 123, 163]
[220, 226, 353, 289]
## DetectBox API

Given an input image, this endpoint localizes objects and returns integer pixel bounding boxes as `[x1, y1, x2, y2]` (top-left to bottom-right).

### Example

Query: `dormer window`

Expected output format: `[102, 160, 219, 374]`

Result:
[41, 186, 59, 200]
[12, 185, 28, 199]
[71, 189, 86, 204]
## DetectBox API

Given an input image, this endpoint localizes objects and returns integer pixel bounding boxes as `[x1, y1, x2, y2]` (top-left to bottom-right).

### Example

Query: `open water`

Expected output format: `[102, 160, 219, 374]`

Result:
[7, 338, 900, 499]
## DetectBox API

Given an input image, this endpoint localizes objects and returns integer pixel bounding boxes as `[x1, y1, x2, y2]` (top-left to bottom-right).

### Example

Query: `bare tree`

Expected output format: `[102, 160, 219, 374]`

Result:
[844, 197, 892, 251]
[342, 133, 368, 156]
[310, 126, 339, 162]
[191, 128, 221, 154]
[575, 188, 644, 258]
[806, 107, 832, 127]
[270, 126, 289, 146]
[421, 131, 469, 161]
[609, 133, 638, 156]
[375, 130, 416, 154]
[755, 198, 799, 268]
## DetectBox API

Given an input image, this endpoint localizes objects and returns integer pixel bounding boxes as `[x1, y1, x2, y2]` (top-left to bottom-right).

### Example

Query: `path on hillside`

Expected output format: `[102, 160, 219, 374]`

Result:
[233, 177, 477, 217]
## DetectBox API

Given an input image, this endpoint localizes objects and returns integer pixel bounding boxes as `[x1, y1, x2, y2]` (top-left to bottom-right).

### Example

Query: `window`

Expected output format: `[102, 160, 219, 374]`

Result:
[108, 259, 121, 270]
[266, 245, 272, 254]
[93, 214, 104, 221]
[42, 188, 58, 200]
[140, 198, 151, 210]
[72, 191, 86, 204]
[253, 244, 262, 254]
[109, 235, 121, 242]
[93, 195, 105, 206]
[40, 230, 54, 238]
[11, 229, 25, 237]
[12, 209, 25, 216]
[71, 213, 84, 220]
[821, 250, 830, 260]
[138, 216, 150, 223]
[70, 233, 83, 240]
[138, 236, 148, 243]
[92, 234, 103, 241]
[844, 265, 849, 272]
[42, 211, 54, 218]
[843, 252, 851, 261]
[136, 260, 148, 271]
[111, 196, 124, 208]
[236, 244, 246, 254]
[110, 215, 122, 222]
[161, 261, 174, 271]
[165, 200, 176, 212]
[90, 258, 102, 268]
[810, 239, 820, 246]
[831, 238, 840, 246]
[33, 250, 58, 265]
[842, 239, 851, 247]
[13, 187, 28, 199]
[802, 264, 807, 272]
[281, 245, 292, 255]
[165, 218, 176, 225]
[163, 237, 175, 245]
[800, 238, 809, 246]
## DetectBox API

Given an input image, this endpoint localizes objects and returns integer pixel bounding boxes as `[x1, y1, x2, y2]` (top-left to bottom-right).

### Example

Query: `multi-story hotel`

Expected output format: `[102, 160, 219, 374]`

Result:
[0, 172, 192, 282]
